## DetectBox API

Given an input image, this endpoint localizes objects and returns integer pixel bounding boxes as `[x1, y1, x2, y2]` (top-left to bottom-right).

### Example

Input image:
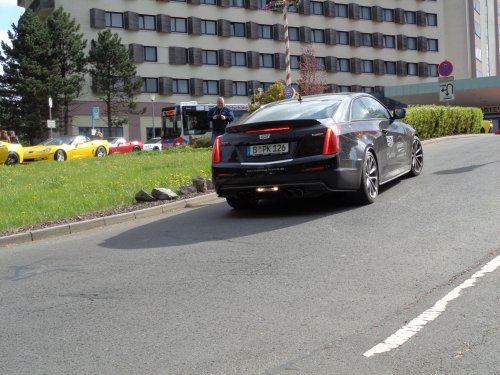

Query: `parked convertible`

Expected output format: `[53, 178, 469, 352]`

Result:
[23, 135, 109, 162]
[212, 93, 423, 209]
[107, 137, 143, 154]
[0, 141, 24, 165]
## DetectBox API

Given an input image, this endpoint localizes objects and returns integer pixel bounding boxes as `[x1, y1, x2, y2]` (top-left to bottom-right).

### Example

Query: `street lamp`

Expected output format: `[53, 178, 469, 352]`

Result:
[150, 94, 156, 137]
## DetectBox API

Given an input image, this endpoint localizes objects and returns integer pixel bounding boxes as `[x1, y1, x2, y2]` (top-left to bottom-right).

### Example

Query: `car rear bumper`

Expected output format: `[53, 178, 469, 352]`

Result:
[212, 155, 362, 198]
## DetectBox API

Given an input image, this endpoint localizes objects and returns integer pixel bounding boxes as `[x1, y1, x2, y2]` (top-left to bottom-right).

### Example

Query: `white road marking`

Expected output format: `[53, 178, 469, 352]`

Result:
[363, 254, 500, 358]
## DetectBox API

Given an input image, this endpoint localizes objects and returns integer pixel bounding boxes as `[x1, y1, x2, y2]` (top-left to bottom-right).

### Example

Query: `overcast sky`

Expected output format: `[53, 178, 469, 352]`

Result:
[0, 0, 24, 47]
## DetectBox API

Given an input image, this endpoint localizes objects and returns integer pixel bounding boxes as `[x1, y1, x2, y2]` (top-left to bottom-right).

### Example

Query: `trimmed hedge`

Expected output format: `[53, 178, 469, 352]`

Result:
[404, 105, 483, 139]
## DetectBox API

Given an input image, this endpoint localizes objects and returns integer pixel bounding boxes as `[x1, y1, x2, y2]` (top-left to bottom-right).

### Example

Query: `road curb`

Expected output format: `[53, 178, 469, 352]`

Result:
[0, 193, 220, 248]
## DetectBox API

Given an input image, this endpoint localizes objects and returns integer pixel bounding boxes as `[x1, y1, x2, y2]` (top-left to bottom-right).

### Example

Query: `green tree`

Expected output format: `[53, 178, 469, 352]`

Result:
[88, 29, 142, 137]
[47, 8, 87, 135]
[248, 81, 285, 112]
[0, 10, 54, 143]
[297, 44, 328, 96]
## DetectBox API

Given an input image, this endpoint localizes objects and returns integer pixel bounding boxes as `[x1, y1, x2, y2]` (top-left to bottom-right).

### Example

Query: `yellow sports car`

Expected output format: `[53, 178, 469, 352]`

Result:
[23, 135, 109, 162]
[0, 141, 24, 165]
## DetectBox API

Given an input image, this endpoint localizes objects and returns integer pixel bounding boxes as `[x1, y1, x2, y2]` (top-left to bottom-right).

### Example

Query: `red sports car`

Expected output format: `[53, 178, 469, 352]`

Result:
[107, 137, 143, 154]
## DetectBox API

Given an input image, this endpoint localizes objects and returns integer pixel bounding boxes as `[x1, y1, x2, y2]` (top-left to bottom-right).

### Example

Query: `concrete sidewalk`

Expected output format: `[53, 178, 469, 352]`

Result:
[0, 193, 221, 248]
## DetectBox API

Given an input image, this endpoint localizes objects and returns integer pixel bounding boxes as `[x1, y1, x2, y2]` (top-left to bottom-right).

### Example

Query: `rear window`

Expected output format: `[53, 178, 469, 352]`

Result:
[243, 98, 342, 124]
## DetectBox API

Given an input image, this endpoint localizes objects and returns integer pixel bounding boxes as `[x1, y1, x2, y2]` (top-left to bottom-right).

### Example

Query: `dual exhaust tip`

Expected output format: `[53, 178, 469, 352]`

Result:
[236, 188, 304, 200]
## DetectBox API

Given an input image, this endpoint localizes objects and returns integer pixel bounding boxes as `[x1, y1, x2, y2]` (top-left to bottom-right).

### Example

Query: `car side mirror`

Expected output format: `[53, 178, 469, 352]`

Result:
[393, 108, 406, 119]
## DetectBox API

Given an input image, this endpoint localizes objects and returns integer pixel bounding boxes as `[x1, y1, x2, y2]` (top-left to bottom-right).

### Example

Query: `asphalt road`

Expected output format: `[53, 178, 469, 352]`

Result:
[1, 135, 499, 375]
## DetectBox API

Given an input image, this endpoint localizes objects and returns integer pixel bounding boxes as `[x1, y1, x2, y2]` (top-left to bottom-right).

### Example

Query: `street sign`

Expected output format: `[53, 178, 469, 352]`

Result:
[439, 76, 455, 102]
[47, 120, 56, 128]
[92, 106, 100, 119]
[283, 85, 295, 99]
[438, 60, 453, 77]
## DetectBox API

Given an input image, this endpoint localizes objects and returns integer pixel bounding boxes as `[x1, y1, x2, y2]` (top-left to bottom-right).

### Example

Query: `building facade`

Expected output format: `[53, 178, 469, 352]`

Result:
[18, 0, 500, 140]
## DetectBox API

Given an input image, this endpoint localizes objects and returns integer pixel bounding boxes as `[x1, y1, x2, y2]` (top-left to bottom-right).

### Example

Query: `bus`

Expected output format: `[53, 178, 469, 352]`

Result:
[160, 101, 249, 147]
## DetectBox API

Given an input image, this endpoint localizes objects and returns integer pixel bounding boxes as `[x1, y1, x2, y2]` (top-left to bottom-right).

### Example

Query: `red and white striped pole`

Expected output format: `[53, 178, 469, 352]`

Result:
[282, 0, 291, 87]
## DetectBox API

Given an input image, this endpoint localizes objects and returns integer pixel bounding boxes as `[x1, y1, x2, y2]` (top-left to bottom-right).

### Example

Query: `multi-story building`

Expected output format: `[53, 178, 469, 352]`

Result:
[18, 0, 500, 139]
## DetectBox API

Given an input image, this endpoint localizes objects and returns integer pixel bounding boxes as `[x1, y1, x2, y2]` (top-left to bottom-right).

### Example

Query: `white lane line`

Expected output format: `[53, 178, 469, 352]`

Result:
[364, 254, 500, 358]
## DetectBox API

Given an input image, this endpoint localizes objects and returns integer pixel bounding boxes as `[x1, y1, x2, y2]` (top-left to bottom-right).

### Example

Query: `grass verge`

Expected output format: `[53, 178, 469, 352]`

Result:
[0, 147, 212, 232]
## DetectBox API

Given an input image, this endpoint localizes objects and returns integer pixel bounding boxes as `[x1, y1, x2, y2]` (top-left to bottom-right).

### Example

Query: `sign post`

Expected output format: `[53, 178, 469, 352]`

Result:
[48, 97, 53, 138]
[438, 60, 455, 104]
[91, 106, 100, 136]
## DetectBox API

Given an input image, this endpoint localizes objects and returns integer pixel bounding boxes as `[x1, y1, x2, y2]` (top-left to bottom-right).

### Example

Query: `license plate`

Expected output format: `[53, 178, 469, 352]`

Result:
[247, 143, 289, 156]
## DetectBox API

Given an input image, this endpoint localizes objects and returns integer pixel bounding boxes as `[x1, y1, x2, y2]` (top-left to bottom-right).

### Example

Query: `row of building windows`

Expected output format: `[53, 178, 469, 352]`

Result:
[132, 44, 440, 71]
[137, 60, 439, 96]
[92, 4, 438, 32]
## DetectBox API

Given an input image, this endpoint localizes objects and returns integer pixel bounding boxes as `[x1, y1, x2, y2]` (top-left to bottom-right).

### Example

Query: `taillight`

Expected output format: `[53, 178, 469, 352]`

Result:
[245, 126, 290, 133]
[323, 125, 340, 155]
[212, 136, 221, 163]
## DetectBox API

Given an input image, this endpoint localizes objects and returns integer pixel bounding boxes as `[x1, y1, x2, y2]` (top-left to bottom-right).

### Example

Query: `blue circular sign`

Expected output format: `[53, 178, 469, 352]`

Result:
[283, 86, 295, 99]
[438, 60, 453, 77]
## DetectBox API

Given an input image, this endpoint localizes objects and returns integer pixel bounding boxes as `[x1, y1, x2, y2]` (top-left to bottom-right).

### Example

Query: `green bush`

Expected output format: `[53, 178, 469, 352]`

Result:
[190, 136, 212, 148]
[405, 105, 483, 139]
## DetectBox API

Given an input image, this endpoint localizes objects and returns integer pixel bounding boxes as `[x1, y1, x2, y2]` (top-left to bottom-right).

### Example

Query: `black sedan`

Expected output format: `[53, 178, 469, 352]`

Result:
[212, 93, 423, 209]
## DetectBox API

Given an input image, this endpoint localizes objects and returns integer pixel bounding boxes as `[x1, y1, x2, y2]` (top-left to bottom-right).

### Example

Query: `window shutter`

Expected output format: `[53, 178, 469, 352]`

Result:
[245, 0, 258, 9]
[90, 8, 106, 28]
[188, 47, 202, 65]
[394, 8, 405, 24]
[327, 84, 338, 93]
[373, 59, 384, 75]
[124, 11, 139, 30]
[417, 36, 428, 51]
[416, 11, 426, 26]
[247, 80, 260, 94]
[371, 6, 383, 22]
[397, 34, 407, 50]
[129, 44, 144, 63]
[372, 33, 383, 48]
[157, 14, 171, 33]
[396, 60, 407, 76]
[217, 0, 230, 7]
[349, 31, 360, 47]
[273, 24, 284, 41]
[190, 78, 203, 96]
[349, 3, 360, 20]
[169, 47, 188, 65]
[299, 26, 311, 43]
[351, 85, 362, 92]
[418, 62, 429, 77]
[324, 1, 336, 17]
[218, 19, 230, 37]
[274, 53, 285, 70]
[325, 29, 337, 45]
[298, 0, 311, 15]
[219, 79, 233, 97]
[188, 17, 202, 35]
[187, 0, 201, 4]
[247, 51, 260, 68]
[246, 22, 259, 39]
[158, 77, 173, 96]
[218, 49, 232, 67]
[350, 58, 361, 74]
[325, 56, 337, 73]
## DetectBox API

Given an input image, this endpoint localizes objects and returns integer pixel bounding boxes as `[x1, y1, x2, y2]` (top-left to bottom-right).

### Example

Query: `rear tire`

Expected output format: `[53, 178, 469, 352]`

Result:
[5, 152, 20, 165]
[54, 149, 66, 161]
[133, 146, 141, 151]
[226, 196, 258, 210]
[96, 146, 107, 157]
[356, 150, 378, 204]
[409, 136, 423, 177]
